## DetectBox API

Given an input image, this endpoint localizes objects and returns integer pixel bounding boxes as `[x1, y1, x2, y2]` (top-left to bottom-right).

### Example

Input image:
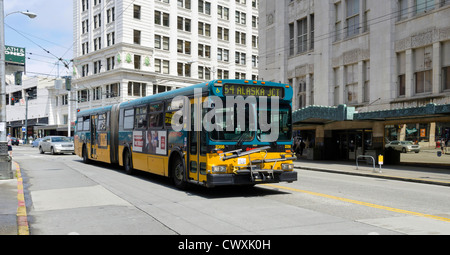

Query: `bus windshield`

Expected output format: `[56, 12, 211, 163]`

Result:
[257, 105, 292, 142]
[209, 102, 292, 143]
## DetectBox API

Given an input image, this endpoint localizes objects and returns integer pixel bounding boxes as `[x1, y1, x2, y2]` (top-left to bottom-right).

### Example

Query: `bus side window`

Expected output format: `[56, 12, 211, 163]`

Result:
[77, 117, 83, 131]
[123, 109, 134, 130]
[134, 106, 148, 129]
[83, 116, 90, 131]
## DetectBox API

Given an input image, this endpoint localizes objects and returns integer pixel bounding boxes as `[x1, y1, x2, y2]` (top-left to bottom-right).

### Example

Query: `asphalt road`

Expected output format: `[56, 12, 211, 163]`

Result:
[12, 146, 450, 235]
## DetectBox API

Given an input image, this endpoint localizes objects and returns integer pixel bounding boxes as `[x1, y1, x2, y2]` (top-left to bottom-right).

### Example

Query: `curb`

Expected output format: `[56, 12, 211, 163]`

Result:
[294, 166, 450, 187]
[14, 162, 29, 235]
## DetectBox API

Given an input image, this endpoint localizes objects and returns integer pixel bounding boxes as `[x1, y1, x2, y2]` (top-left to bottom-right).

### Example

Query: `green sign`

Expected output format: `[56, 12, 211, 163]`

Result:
[5, 45, 25, 65]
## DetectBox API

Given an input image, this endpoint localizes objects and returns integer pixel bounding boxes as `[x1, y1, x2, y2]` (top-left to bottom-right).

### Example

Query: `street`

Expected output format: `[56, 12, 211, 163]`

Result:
[12, 146, 450, 235]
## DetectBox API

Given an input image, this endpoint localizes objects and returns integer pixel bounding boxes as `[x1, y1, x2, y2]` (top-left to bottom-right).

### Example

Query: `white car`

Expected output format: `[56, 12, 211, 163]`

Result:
[38, 136, 75, 155]
[385, 140, 420, 153]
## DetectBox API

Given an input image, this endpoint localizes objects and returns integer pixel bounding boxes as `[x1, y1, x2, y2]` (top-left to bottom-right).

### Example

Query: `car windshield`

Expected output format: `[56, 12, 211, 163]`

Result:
[403, 141, 413, 145]
[51, 137, 71, 142]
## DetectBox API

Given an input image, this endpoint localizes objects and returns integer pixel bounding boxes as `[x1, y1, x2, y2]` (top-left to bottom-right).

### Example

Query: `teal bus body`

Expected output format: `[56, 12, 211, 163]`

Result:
[75, 80, 297, 188]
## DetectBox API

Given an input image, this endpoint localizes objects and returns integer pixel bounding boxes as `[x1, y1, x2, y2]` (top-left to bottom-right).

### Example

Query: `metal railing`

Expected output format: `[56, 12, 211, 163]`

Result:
[356, 155, 381, 173]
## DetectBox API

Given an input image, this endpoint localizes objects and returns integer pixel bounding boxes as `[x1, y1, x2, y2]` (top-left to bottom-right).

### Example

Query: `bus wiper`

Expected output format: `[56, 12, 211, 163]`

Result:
[236, 130, 250, 148]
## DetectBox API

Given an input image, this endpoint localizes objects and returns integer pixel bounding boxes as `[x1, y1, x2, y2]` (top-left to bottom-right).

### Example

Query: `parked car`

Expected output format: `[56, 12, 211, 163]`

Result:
[385, 140, 420, 153]
[11, 137, 19, 146]
[38, 136, 74, 155]
[32, 138, 42, 147]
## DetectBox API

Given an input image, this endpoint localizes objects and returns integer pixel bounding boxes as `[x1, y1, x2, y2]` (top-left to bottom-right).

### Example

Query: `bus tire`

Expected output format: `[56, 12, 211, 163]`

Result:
[123, 149, 134, 175]
[82, 145, 90, 163]
[172, 156, 187, 190]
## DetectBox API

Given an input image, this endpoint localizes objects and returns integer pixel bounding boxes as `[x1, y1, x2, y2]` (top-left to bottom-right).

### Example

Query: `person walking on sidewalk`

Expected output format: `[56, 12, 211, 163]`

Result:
[7, 133, 12, 157]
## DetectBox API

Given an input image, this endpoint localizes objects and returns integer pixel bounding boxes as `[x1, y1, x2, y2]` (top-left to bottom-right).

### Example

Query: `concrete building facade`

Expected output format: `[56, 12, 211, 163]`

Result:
[259, 0, 450, 161]
[71, 0, 260, 115]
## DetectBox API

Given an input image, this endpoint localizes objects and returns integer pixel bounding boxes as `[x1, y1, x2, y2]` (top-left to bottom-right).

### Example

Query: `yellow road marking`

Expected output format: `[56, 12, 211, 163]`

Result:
[264, 184, 450, 223]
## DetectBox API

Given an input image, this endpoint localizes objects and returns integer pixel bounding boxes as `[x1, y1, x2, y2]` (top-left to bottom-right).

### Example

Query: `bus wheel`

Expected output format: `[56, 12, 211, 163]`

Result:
[124, 150, 134, 175]
[82, 145, 90, 163]
[172, 156, 187, 189]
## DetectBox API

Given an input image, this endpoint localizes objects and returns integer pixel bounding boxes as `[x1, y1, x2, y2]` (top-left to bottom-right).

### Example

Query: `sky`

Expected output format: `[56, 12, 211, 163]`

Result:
[4, 0, 73, 78]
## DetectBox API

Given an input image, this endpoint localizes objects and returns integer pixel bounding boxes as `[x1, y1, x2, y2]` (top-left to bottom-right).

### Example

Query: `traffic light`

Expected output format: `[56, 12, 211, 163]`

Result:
[14, 71, 22, 85]
[11, 97, 15, 105]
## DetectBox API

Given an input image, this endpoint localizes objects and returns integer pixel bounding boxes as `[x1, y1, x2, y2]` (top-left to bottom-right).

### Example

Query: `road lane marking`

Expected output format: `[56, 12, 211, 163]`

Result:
[15, 162, 30, 235]
[264, 184, 450, 223]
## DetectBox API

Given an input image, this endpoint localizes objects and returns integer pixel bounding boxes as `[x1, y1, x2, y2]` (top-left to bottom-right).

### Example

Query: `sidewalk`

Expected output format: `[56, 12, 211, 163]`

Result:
[0, 163, 17, 235]
[294, 158, 450, 187]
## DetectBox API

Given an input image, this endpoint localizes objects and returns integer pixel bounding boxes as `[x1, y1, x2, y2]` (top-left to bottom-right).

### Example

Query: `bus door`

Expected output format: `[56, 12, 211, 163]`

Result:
[188, 97, 207, 184]
[90, 115, 98, 159]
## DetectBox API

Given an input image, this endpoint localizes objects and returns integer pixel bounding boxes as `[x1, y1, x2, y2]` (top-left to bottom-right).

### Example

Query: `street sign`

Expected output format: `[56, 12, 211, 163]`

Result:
[5, 45, 25, 65]
[22, 127, 26, 132]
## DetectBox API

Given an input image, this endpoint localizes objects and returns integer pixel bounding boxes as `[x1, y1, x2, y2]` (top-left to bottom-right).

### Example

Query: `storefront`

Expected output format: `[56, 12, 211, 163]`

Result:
[293, 103, 450, 163]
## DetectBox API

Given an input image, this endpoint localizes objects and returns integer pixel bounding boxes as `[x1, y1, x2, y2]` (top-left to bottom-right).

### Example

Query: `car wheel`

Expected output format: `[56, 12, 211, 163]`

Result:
[402, 148, 406, 153]
[51, 147, 56, 155]
[39, 146, 44, 154]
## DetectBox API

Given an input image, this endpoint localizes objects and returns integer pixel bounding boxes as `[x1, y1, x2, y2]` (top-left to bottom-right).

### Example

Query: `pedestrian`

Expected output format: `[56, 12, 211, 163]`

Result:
[300, 140, 305, 156]
[7, 133, 12, 157]
[441, 138, 445, 153]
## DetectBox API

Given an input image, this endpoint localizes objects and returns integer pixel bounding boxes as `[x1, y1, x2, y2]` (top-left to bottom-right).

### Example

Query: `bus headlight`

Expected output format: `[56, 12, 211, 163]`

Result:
[281, 163, 294, 171]
[212, 165, 227, 173]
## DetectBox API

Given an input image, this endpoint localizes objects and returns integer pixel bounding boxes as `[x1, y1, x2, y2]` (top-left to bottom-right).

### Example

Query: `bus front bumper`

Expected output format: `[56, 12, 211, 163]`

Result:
[206, 171, 298, 188]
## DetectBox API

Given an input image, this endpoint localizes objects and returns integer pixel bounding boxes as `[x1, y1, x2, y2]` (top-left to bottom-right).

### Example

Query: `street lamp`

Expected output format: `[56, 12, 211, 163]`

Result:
[0, 0, 37, 179]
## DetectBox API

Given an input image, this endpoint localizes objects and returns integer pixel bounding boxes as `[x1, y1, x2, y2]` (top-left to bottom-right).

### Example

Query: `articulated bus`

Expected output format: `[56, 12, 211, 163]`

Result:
[75, 80, 297, 188]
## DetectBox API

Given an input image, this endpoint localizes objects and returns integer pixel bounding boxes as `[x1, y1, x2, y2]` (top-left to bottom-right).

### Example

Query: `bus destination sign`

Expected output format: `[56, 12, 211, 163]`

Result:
[223, 84, 284, 98]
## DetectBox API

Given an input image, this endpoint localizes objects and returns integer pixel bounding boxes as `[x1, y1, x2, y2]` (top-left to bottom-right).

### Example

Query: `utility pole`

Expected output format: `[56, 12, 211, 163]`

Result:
[0, 0, 12, 179]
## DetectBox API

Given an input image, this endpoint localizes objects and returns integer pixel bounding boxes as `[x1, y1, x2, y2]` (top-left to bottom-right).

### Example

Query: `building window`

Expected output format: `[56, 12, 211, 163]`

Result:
[298, 78, 306, 109]
[416, 0, 434, 14]
[297, 18, 307, 54]
[133, 5, 141, 19]
[93, 86, 102, 101]
[346, 0, 360, 37]
[289, 23, 294, 56]
[363, 61, 370, 102]
[335, 2, 342, 41]
[177, 40, 191, 55]
[107, 32, 115, 46]
[106, 83, 120, 98]
[107, 56, 115, 71]
[94, 37, 101, 51]
[155, 35, 170, 50]
[94, 13, 101, 29]
[82, 64, 89, 77]
[177, 16, 191, 32]
[218, 5, 229, 20]
[443, 67, 450, 91]
[128, 82, 146, 97]
[398, 0, 408, 20]
[198, 0, 211, 15]
[345, 64, 358, 104]
[398, 52, 406, 97]
[133, 30, 141, 44]
[198, 22, 211, 37]
[134, 55, 141, 70]
[155, 11, 170, 27]
[107, 7, 115, 23]
[177, 62, 191, 77]
[93, 60, 101, 74]
[414, 46, 432, 94]
[443, 41, 450, 91]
